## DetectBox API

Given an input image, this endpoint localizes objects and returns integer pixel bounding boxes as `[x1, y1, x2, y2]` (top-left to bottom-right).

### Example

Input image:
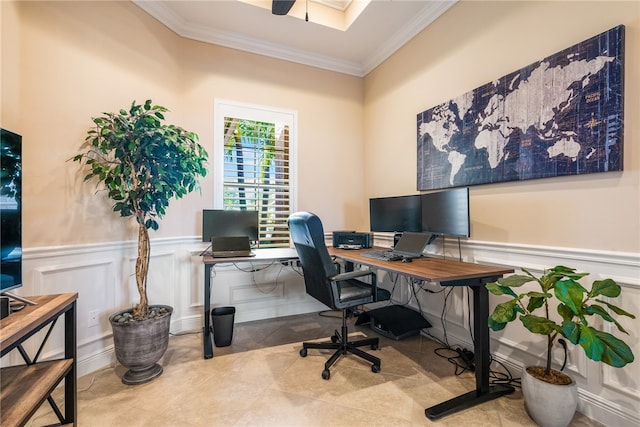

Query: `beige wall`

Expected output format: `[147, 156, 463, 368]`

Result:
[364, 1, 639, 253]
[1, 1, 364, 248]
[2, 1, 638, 253]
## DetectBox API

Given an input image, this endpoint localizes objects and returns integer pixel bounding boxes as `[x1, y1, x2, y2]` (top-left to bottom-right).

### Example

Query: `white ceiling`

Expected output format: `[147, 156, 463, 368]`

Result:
[133, 0, 457, 77]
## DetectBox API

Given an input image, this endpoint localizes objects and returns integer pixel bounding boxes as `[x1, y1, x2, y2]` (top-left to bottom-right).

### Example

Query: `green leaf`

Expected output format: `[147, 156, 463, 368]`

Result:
[578, 325, 604, 361]
[595, 299, 636, 319]
[489, 299, 520, 324]
[526, 296, 546, 312]
[561, 320, 580, 344]
[486, 282, 516, 297]
[557, 303, 575, 322]
[520, 314, 559, 336]
[555, 279, 586, 314]
[585, 304, 615, 323]
[488, 317, 507, 331]
[586, 304, 629, 335]
[590, 279, 621, 298]
[495, 274, 535, 288]
[593, 330, 635, 367]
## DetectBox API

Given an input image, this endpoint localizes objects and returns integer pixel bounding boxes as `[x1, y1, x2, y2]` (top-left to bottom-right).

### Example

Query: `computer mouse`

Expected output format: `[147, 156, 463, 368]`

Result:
[401, 257, 412, 263]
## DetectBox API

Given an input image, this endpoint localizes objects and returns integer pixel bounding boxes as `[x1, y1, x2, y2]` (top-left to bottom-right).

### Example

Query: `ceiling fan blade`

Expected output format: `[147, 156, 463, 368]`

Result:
[272, 0, 296, 16]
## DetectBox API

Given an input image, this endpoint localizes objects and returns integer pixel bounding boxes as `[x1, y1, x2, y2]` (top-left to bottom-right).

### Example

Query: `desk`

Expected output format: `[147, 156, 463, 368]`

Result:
[202, 247, 299, 359]
[329, 247, 515, 420]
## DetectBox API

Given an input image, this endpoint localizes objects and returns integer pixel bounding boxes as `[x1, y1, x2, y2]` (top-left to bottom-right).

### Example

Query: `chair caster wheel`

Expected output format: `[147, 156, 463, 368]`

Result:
[371, 364, 380, 373]
[370, 344, 378, 350]
[322, 369, 331, 380]
[300, 348, 308, 357]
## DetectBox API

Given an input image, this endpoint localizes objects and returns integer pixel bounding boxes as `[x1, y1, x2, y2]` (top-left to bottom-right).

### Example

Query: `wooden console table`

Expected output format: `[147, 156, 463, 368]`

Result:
[0, 293, 78, 427]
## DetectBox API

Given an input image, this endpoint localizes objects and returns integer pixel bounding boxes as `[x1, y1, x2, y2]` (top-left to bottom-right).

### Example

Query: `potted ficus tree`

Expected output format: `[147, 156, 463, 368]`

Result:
[487, 265, 635, 427]
[72, 100, 208, 384]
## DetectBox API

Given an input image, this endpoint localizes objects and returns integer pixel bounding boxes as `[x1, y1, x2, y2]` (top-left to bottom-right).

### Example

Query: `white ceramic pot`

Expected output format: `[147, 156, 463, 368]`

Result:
[521, 366, 578, 427]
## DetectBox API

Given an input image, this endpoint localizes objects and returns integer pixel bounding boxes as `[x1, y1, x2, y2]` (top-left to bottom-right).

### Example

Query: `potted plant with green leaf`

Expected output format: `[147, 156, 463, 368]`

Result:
[487, 265, 635, 427]
[72, 100, 208, 384]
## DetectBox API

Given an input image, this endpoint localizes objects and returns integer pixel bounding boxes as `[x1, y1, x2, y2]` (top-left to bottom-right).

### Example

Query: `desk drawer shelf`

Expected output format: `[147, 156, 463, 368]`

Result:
[0, 293, 77, 427]
[0, 359, 74, 427]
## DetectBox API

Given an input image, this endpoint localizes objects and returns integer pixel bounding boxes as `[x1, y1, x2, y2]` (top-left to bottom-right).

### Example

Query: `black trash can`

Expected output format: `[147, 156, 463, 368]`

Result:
[211, 306, 235, 347]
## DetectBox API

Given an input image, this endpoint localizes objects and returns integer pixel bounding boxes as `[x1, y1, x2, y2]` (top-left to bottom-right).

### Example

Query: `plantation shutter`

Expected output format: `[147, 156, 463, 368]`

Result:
[222, 117, 292, 248]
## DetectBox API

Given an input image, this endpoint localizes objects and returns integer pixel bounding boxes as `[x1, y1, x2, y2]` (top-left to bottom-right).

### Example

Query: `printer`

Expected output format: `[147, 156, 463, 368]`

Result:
[332, 231, 373, 249]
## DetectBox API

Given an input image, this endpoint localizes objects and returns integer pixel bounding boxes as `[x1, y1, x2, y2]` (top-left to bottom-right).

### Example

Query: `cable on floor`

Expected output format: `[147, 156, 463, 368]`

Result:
[433, 346, 475, 376]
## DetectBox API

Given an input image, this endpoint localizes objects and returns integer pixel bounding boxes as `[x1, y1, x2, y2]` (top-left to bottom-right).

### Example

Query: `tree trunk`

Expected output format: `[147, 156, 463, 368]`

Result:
[134, 222, 150, 317]
[545, 334, 553, 376]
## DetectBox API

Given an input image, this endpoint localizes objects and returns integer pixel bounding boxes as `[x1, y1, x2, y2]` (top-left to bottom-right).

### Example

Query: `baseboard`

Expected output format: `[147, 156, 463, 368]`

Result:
[577, 388, 640, 427]
[77, 346, 115, 378]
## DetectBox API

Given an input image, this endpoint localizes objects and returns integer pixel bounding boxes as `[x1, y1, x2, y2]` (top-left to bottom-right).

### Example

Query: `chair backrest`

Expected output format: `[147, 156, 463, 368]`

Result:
[288, 212, 339, 308]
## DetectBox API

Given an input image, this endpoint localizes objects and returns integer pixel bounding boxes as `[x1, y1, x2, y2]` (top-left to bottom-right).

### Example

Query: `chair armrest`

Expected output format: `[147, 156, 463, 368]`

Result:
[330, 270, 375, 282]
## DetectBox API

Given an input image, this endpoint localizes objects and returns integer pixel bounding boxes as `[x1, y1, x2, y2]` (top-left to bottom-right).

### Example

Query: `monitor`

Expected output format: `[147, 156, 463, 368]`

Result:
[369, 195, 422, 233]
[1, 128, 22, 294]
[421, 188, 470, 238]
[202, 209, 259, 243]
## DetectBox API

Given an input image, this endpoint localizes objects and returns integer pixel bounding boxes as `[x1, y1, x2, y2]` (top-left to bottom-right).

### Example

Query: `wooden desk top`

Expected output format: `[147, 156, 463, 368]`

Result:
[0, 293, 78, 353]
[202, 247, 299, 264]
[329, 247, 513, 283]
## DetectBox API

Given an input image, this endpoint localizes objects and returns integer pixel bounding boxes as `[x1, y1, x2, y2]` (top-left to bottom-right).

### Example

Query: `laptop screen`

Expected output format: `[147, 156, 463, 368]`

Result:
[211, 236, 251, 252]
[394, 232, 429, 257]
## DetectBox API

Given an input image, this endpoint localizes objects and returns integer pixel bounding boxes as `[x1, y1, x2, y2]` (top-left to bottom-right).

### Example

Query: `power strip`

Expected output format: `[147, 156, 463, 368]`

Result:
[457, 348, 475, 371]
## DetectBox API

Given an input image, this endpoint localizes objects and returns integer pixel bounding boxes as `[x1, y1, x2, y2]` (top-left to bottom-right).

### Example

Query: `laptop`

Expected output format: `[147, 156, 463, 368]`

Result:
[361, 232, 430, 261]
[210, 236, 255, 258]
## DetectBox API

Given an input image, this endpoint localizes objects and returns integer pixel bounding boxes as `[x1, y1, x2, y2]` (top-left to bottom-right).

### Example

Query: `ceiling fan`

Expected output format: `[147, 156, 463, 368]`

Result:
[272, 0, 296, 16]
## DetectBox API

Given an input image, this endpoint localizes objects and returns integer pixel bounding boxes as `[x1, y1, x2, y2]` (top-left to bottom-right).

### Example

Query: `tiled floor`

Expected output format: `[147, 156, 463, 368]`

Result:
[32, 311, 602, 426]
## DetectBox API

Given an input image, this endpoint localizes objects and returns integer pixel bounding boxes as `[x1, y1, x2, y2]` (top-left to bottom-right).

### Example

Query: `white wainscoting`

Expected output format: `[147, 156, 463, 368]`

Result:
[3, 237, 325, 375]
[3, 235, 638, 426]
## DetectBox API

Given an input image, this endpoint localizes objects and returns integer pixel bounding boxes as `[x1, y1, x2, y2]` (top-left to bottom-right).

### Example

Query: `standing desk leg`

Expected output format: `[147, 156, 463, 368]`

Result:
[425, 278, 514, 420]
[64, 300, 77, 424]
[204, 264, 214, 359]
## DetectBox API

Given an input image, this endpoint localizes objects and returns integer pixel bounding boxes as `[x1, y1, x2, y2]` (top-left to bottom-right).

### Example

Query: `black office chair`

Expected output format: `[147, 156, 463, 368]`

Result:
[288, 211, 391, 380]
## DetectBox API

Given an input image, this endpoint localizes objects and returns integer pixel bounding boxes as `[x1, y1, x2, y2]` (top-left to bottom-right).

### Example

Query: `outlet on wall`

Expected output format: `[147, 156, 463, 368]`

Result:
[88, 309, 99, 327]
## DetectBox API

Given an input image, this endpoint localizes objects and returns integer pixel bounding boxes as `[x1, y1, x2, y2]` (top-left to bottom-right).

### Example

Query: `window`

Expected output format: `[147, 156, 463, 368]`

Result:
[214, 100, 297, 248]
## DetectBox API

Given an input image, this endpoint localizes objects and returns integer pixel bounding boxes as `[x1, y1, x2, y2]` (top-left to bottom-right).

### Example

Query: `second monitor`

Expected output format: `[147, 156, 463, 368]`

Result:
[369, 187, 470, 239]
[421, 187, 470, 238]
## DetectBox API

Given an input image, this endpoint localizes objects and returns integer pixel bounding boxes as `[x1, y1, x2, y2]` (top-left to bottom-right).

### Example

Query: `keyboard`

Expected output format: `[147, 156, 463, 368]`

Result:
[360, 250, 404, 261]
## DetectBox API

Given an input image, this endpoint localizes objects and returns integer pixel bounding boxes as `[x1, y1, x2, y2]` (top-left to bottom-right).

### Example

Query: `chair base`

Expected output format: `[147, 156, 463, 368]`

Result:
[299, 316, 381, 380]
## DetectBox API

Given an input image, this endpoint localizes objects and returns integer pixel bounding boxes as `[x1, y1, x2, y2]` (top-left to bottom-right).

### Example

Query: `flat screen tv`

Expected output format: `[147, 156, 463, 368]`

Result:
[1, 128, 22, 294]
[369, 195, 422, 233]
[202, 209, 259, 243]
[421, 187, 470, 238]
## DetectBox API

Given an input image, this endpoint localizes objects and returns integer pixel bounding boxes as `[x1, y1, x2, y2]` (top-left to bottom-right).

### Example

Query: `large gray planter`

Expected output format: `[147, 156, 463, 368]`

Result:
[109, 305, 173, 385]
[522, 366, 578, 427]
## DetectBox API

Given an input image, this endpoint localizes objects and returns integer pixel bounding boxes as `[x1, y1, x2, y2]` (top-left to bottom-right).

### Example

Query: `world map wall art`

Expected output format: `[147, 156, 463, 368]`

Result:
[417, 25, 625, 191]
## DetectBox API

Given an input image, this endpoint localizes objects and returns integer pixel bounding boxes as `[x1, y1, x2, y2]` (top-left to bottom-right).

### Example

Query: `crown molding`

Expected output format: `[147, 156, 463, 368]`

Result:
[133, 0, 456, 77]
[361, 1, 455, 75]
